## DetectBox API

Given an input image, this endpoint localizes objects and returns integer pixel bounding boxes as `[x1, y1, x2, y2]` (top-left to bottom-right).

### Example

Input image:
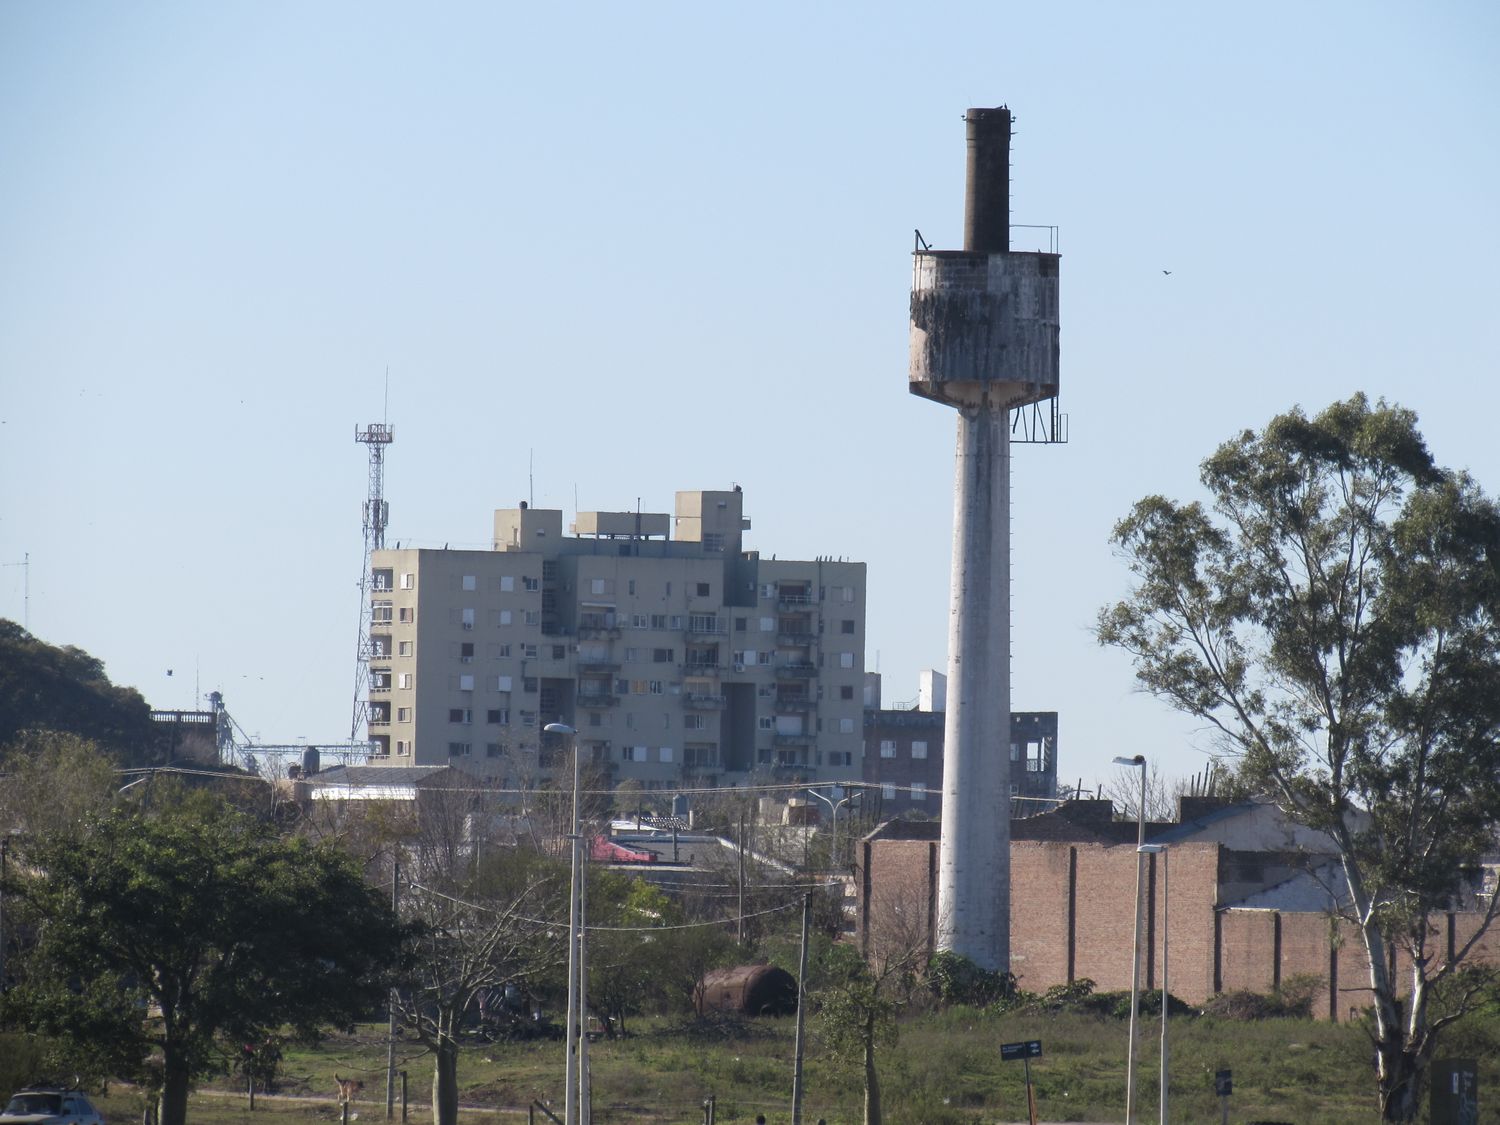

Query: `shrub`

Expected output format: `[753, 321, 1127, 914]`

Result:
[926, 951, 1015, 1008]
[1203, 977, 1322, 1021]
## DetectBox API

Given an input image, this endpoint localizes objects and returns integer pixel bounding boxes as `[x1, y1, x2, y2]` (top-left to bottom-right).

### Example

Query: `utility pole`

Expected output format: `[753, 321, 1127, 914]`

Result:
[737, 810, 746, 946]
[387, 860, 399, 1119]
[790, 893, 812, 1125]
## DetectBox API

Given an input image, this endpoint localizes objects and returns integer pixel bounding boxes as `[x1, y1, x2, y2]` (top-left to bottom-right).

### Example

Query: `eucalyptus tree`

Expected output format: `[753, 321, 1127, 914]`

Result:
[1098, 394, 1500, 1120]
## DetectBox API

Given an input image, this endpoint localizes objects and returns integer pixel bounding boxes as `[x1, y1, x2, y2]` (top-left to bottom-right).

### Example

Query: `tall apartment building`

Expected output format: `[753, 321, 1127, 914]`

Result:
[363, 488, 866, 789]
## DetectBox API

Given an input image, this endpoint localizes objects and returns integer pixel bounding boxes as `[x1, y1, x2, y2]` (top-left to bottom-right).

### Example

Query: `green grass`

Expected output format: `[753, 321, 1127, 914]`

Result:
[79, 1005, 1500, 1124]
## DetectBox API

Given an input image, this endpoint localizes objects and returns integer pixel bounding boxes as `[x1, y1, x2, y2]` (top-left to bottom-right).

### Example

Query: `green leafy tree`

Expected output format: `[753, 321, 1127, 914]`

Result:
[3, 792, 401, 1125]
[1098, 395, 1500, 1121]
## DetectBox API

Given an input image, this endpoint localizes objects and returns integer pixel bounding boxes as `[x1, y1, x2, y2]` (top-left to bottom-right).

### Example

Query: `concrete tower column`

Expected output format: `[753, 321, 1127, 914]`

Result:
[939, 398, 1012, 967]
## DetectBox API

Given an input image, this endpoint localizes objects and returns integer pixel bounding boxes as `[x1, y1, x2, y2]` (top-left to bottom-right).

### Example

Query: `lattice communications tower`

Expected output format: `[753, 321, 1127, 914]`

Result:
[909, 107, 1061, 971]
[351, 423, 394, 741]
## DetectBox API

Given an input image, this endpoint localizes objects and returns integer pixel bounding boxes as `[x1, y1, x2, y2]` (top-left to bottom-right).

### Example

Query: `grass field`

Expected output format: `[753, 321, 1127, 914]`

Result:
[82, 1004, 1499, 1125]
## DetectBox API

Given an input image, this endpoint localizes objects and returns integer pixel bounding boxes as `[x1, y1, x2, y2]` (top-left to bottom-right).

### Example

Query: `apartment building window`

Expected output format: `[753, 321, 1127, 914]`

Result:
[760, 583, 775, 598]
[839, 718, 855, 733]
[520, 710, 537, 727]
[397, 707, 412, 723]
[496, 644, 511, 657]
[685, 714, 705, 731]
[664, 582, 672, 596]
[842, 586, 855, 603]
[839, 652, 854, 668]
[912, 782, 927, 801]
[648, 680, 664, 695]
[689, 614, 718, 633]
[461, 608, 476, 630]
[522, 644, 537, 658]
[398, 641, 413, 656]
[372, 601, 393, 624]
[523, 610, 540, 626]
[880, 740, 897, 758]
[758, 651, 773, 665]
[500, 576, 515, 592]
[399, 607, 415, 623]
[462, 575, 477, 591]
[459, 675, 475, 691]
[395, 740, 411, 755]
[615, 678, 630, 694]
[653, 648, 674, 663]
[841, 619, 856, 634]
[1010, 742, 1021, 761]
[625, 713, 636, 729]
[650, 614, 668, 629]
[523, 576, 539, 591]
[591, 578, 606, 595]
[487, 709, 510, 725]
[670, 614, 684, 629]
[759, 716, 774, 731]
[449, 708, 473, 724]
[623, 746, 648, 763]
[498, 610, 513, 626]
[522, 677, 538, 693]
[588, 712, 605, 728]
[659, 747, 674, 763]
[448, 742, 471, 757]
[486, 743, 503, 758]
[735, 617, 747, 631]
[828, 751, 853, 767]
[696, 582, 710, 597]
[460, 643, 475, 663]
[628, 579, 636, 595]
[552, 644, 567, 659]
[840, 685, 854, 700]
[398, 673, 412, 689]
[631, 614, 648, 628]
[760, 617, 775, 632]
[400, 573, 415, 590]
[882, 784, 897, 800]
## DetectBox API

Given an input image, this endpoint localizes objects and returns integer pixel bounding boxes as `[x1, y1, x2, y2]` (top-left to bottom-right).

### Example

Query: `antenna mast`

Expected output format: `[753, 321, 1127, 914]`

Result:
[352, 422, 394, 740]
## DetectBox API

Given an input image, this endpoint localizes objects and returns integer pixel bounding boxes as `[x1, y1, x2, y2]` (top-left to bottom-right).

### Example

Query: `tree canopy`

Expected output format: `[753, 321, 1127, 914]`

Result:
[1098, 394, 1500, 1120]
[0, 620, 156, 762]
[4, 791, 402, 1125]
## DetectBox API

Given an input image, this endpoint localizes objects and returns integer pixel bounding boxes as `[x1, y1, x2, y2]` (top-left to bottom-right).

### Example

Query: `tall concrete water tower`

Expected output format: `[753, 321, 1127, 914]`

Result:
[909, 107, 1060, 972]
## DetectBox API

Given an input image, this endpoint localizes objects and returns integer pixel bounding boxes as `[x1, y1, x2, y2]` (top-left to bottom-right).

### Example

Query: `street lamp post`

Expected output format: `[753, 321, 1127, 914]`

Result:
[806, 786, 862, 872]
[546, 723, 582, 1125]
[1113, 754, 1148, 1125]
[1139, 844, 1169, 1125]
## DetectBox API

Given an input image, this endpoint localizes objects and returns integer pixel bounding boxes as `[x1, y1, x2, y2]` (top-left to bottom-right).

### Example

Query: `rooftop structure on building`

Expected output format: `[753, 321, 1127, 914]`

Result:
[361, 488, 867, 790]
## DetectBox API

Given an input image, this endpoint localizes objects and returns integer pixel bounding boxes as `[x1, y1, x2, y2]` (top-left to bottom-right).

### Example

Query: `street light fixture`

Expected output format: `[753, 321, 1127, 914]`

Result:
[1139, 844, 1169, 1125]
[806, 785, 863, 873]
[1112, 753, 1148, 1125]
[545, 722, 583, 1125]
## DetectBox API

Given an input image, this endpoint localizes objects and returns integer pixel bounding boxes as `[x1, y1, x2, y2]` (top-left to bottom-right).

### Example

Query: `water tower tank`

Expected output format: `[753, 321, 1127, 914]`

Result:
[302, 746, 321, 776]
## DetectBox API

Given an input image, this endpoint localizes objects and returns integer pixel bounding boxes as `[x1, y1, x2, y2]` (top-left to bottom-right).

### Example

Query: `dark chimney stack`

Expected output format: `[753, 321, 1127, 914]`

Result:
[963, 106, 1011, 255]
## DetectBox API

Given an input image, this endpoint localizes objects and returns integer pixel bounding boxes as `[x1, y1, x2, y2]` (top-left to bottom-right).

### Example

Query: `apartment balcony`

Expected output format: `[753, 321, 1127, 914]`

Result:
[777, 631, 816, 647]
[684, 660, 720, 674]
[578, 624, 622, 640]
[685, 693, 727, 709]
[686, 621, 727, 636]
[774, 696, 815, 712]
[577, 659, 620, 674]
[775, 662, 818, 679]
[577, 693, 620, 708]
[776, 593, 816, 610]
[774, 732, 816, 747]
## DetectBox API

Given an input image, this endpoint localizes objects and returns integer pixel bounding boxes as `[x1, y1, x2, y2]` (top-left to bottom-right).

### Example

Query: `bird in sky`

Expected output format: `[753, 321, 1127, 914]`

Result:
[1162, 270, 1173, 276]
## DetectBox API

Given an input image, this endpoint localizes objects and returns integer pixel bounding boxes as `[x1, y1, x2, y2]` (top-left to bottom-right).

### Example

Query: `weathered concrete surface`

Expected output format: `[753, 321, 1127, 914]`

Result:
[936, 400, 1012, 971]
[909, 250, 1060, 408]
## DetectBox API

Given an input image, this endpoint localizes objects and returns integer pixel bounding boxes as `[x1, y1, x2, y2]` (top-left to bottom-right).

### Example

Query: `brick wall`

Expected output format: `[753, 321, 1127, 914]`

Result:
[860, 831, 1500, 1020]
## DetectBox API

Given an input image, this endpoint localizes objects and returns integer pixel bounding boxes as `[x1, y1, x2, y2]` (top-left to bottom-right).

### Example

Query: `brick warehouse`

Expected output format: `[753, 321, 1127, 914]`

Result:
[857, 799, 1500, 1020]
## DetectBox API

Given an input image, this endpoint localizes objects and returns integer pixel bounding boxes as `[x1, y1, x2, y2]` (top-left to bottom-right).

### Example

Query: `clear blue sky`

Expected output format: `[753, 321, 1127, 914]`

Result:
[2, 1, 1497, 792]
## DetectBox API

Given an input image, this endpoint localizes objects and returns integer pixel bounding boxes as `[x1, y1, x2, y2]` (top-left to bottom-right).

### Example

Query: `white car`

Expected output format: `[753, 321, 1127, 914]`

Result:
[0, 1090, 104, 1125]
